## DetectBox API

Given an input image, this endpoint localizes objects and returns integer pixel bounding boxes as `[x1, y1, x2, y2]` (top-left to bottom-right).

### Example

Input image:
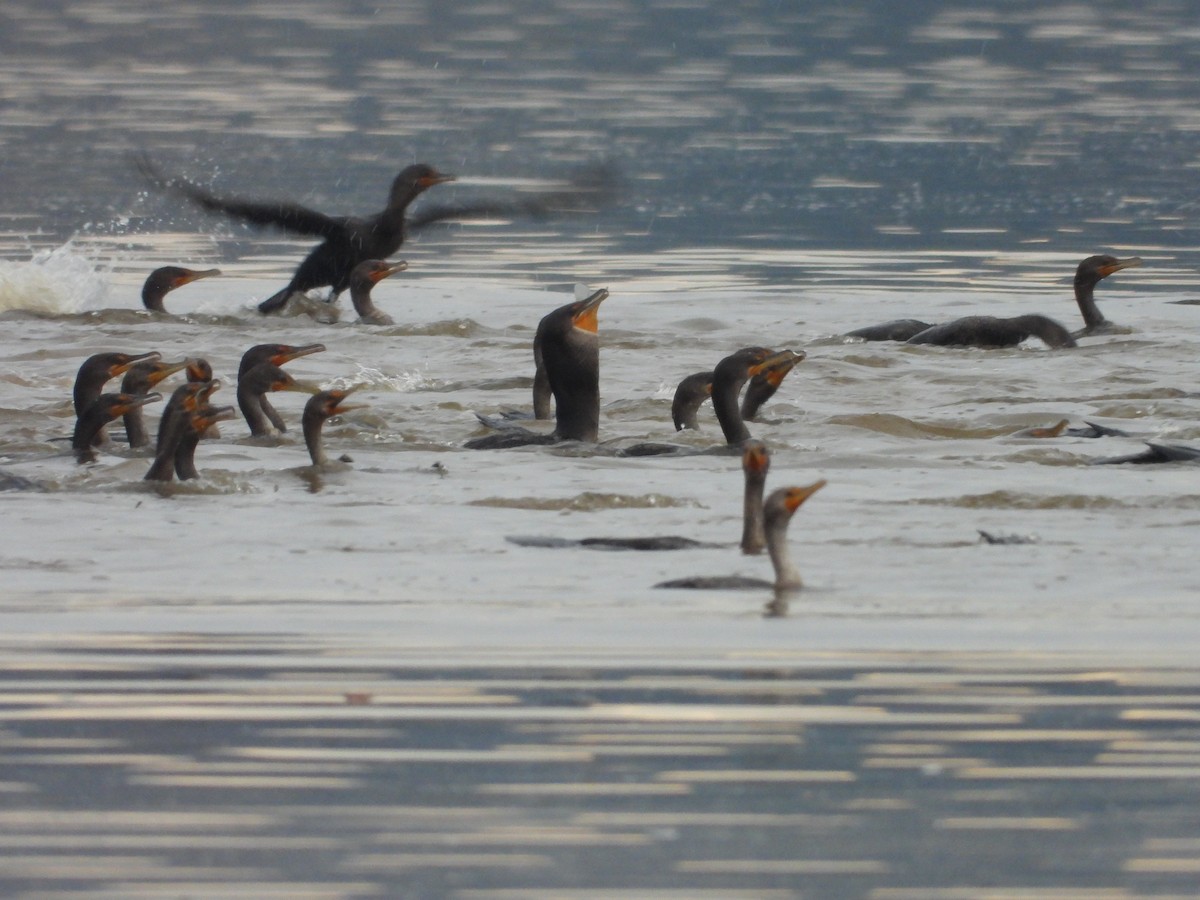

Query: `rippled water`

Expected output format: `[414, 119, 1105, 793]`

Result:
[4, 1, 1200, 894]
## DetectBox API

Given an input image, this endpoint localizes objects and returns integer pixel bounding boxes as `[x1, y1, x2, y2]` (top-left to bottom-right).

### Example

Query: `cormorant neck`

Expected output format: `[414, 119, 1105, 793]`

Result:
[741, 471, 767, 555]
[124, 408, 150, 449]
[303, 409, 328, 466]
[1074, 276, 1108, 332]
[712, 375, 751, 445]
[764, 509, 802, 589]
[237, 382, 275, 437]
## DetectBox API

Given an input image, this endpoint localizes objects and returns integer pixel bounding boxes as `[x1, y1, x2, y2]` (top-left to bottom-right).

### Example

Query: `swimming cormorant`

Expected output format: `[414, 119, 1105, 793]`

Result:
[740, 439, 770, 555]
[712, 347, 796, 446]
[140, 266, 220, 312]
[120, 358, 190, 448]
[655, 480, 826, 591]
[74, 393, 161, 464]
[303, 388, 368, 466]
[846, 255, 1143, 347]
[348, 259, 407, 325]
[238, 363, 320, 437]
[466, 288, 608, 448]
[73, 351, 161, 447]
[238, 343, 325, 434]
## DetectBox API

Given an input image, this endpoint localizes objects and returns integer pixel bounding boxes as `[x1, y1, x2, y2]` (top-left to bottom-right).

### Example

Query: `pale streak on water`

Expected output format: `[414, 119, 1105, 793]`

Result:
[3, 0, 1200, 895]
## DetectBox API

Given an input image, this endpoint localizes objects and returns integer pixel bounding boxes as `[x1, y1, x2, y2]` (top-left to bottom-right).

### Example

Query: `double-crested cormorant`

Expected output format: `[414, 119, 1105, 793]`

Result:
[120, 358, 190, 448]
[238, 363, 320, 437]
[74, 352, 161, 419]
[672, 372, 714, 431]
[146, 380, 232, 482]
[347, 259, 406, 325]
[906, 314, 1077, 349]
[1072, 254, 1143, 335]
[155, 381, 210, 456]
[656, 480, 826, 591]
[74, 393, 161, 463]
[712, 347, 796, 446]
[137, 155, 612, 315]
[140, 266, 220, 312]
[847, 255, 1142, 348]
[303, 388, 367, 466]
[741, 349, 804, 421]
[740, 440, 770, 555]
[238, 343, 325, 434]
[73, 351, 161, 447]
[466, 288, 608, 449]
[172, 404, 235, 481]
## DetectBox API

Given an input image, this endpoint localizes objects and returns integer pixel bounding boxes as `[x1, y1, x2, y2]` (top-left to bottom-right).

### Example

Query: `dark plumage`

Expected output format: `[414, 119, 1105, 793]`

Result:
[741, 349, 804, 421]
[73, 351, 161, 447]
[237, 363, 319, 437]
[466, 288, 608, 449]
[1091, 443, 1200, 465]
[348, 259, 407, 325]
[712, 347, 795, 446]
[136, 155, 613, 315]
[120, 358, 190, 448]
[303, 388, 368, 466]
[140, 266, 220, 312]
[671, 372, 714, 431]
[740, 440, 771, 555]
[906, 314, 1076, 349]
[238, 344, 325, 434]
[846, 255, 1142, 347]
[73, 393, 161, 464]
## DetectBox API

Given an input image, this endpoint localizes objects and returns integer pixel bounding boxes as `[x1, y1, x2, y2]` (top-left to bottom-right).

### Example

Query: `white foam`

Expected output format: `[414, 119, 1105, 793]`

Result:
[0, 244, 111, 314]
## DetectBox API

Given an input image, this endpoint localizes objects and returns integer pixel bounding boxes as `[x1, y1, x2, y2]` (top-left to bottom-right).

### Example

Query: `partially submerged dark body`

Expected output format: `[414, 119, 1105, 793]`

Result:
[846, 255, 1142, 347]
[466, 289, 608, 449]
[74, 393, 161, 463]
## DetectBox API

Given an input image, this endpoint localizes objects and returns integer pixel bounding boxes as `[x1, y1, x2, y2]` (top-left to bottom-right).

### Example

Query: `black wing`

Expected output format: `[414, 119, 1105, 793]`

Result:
[134, 153, 345, 239]
[406, 162, 617, 231]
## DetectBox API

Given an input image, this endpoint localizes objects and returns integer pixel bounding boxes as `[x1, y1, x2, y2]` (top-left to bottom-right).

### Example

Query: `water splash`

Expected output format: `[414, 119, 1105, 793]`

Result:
[0, 244, 111, 314]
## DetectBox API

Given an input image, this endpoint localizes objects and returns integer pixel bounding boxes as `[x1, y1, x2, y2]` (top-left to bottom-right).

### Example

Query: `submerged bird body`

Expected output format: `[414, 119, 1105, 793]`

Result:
[140, 266, 220, 312]
[1092, 442, 1200, 465]
[846, 319, 933, 342]
[906, 314, 1077, 349]
[847, 255, 1142, 347]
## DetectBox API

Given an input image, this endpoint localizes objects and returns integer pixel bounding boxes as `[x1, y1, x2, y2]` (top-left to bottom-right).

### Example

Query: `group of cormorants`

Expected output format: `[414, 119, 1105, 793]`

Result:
[33, 156, 1195, 597]
[70, 329, 362, 482]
